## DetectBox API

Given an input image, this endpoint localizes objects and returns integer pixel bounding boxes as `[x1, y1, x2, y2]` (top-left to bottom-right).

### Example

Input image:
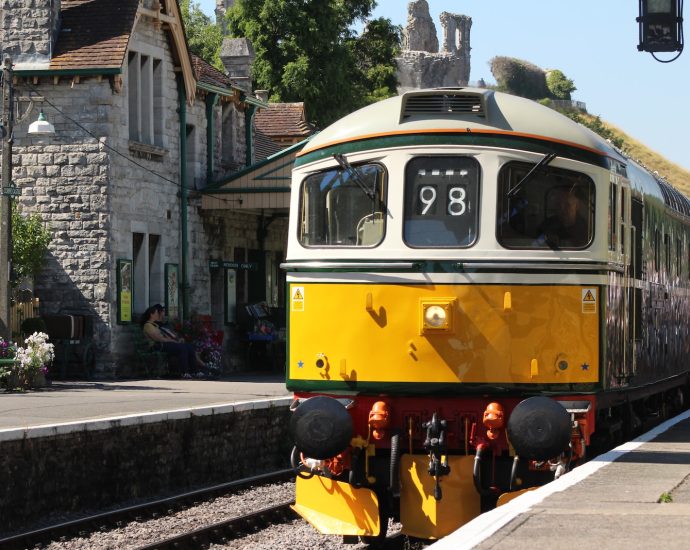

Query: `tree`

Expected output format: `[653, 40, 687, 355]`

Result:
[11, 205, 51, 287]
[350, 18, 402, 107]
[546, 70, 576, 100]
[180, 0, 224, 70]
[490, 56, 549, 100]
[226, 0, 400, 127]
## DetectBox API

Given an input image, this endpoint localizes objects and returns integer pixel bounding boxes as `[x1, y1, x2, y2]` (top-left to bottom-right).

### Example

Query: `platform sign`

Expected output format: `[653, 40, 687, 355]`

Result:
[1, 186, 20, 197]
[165, 263, 180, 321]
[117, 259, 133, 323]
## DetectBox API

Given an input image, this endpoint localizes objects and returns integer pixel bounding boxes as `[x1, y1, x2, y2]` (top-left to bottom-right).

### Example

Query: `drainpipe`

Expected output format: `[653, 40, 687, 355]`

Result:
[244, 102, 256, 166]
[177, 75, 189, 320]
[205, 92, 219, 183]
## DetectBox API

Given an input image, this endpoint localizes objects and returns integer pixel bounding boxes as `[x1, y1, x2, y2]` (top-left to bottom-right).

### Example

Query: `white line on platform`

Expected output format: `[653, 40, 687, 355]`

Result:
[430, 408, 690, 550]
[0, 396, 293, 442]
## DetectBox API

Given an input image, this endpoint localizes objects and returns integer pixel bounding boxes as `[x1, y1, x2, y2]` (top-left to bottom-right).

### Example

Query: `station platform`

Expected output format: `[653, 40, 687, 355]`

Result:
[433, 409, 690, 550]
[0, 373, 291, 431]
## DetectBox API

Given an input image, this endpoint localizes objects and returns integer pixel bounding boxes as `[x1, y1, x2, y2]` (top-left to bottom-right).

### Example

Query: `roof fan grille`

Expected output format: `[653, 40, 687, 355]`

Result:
[403, 94, 485, 118]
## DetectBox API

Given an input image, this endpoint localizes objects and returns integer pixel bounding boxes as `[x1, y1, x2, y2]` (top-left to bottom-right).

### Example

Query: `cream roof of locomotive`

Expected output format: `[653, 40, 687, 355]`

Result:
[300, 88, 617, 160]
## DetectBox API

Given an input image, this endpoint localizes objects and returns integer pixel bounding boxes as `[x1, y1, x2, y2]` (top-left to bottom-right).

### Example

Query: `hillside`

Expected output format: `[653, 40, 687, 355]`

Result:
[577, 113, 690, 197]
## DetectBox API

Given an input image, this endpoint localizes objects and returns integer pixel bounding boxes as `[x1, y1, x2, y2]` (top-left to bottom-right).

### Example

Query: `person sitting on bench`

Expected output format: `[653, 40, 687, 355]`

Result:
[140, 304, 207, 379]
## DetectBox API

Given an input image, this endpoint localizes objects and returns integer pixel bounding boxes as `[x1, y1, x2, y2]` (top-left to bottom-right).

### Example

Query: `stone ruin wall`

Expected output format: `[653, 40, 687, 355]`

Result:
[397, 0, 472, 94]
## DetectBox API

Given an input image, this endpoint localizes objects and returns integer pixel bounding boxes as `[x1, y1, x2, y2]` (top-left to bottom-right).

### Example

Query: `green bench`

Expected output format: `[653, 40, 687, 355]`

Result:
[134, 332, 170, 378]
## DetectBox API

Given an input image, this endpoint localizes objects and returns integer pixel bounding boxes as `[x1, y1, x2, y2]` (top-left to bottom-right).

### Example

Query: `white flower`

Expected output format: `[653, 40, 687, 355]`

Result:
[15, 331, 54, 373]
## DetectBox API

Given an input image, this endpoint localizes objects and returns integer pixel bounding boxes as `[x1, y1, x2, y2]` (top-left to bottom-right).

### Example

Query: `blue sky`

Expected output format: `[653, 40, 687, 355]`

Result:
[198, 1, 690, 173]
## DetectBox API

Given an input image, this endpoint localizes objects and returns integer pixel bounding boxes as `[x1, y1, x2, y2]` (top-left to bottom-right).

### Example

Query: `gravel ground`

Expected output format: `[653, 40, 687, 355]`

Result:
[35, 481, 428, 550]
[39, 482, 295, 549]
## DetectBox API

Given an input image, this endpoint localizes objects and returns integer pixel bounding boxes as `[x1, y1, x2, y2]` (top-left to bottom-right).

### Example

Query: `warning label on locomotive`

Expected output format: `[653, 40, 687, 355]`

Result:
[292, 286, 305, 312]
[581, 288, 597, 314]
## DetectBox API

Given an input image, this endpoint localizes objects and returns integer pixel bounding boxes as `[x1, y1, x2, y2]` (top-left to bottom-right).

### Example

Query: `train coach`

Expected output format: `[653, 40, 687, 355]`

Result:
[282, 87, 690, 543]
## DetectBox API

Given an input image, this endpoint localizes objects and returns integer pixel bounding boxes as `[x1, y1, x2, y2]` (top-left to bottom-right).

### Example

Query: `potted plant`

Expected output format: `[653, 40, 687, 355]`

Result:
[0, 332, 54, 390]
[0, 337, 17, 389]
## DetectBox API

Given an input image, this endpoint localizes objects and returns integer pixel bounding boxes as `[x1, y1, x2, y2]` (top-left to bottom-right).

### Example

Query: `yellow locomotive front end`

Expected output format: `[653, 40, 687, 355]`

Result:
[288, 282, 600, 388]
[284, 89, 624, 541]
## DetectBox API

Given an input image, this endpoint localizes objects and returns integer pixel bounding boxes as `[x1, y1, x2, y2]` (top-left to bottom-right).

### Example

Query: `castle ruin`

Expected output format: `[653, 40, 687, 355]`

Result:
[397, 0, 472, 93]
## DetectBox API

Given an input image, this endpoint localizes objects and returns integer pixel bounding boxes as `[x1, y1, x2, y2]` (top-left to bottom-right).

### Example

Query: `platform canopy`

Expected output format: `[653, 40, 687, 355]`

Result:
[201, 139, 307, 211]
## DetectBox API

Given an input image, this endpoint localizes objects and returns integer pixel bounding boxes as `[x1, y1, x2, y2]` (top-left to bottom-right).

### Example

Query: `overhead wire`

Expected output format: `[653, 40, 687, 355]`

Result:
[27, 85, 183, 188]
[24, 83, 252, 207]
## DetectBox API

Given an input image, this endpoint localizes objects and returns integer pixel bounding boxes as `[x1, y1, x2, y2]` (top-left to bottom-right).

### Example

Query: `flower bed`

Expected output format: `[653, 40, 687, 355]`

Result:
[174, 316, 224, 373]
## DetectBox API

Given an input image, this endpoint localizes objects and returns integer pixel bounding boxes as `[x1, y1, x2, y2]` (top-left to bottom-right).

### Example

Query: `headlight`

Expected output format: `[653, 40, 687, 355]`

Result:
[420, 299, 455, 333]
[425, 305, 447, 327]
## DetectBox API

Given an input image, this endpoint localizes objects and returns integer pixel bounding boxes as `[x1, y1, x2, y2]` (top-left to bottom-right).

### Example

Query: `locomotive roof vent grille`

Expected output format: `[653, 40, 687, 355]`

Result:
[401, 91, 486, 121]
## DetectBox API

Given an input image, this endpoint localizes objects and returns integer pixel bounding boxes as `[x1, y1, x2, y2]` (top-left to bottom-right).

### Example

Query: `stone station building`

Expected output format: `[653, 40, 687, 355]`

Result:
[0, 0, 294, 376]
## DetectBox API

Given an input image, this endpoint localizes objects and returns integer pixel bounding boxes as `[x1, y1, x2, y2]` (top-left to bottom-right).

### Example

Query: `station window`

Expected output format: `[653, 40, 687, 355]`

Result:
[128, 51, 164, 147]
[403, 156, 480, 248]
[496, 161, 594, 249]
[298, 162, 386, 247]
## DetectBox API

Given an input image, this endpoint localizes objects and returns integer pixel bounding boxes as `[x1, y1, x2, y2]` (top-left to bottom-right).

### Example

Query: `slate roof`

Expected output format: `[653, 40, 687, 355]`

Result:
[254, 128, 283, 161]
[254, 103, 315, 142]
[50, 0, 140, 71]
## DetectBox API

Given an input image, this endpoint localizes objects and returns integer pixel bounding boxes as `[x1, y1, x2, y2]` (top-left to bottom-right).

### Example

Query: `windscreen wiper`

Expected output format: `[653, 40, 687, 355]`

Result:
[507, 152, 557, 198]
[333, 154, 376, 200]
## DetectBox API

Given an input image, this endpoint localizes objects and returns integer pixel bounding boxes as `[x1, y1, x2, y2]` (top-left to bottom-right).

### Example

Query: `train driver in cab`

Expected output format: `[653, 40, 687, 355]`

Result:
[536, 186, 589, 248]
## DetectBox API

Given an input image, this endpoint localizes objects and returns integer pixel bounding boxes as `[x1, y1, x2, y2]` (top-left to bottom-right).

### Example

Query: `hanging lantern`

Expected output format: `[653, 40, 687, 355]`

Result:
[637, 0, 684, 59]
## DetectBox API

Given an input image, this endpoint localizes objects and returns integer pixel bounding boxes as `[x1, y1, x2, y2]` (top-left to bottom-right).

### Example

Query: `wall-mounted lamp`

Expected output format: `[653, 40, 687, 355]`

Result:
[27, 109, 55, 136]
[637, 0, 684, 62]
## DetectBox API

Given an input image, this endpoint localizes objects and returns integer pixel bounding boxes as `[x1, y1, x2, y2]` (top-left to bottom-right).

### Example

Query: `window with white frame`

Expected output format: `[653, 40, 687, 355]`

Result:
[128, 51, 164, 147]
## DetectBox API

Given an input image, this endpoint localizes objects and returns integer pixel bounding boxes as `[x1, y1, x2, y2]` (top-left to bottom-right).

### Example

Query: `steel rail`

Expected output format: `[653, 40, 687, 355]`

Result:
[0, 468, 295, 550]
[133, 500, 295, 550]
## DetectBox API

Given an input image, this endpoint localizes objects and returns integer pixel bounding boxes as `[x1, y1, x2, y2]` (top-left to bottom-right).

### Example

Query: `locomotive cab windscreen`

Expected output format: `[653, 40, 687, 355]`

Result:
[403, 156, 480, 247]
[299, 162, 386, 247]
[497, 161, 595, 249]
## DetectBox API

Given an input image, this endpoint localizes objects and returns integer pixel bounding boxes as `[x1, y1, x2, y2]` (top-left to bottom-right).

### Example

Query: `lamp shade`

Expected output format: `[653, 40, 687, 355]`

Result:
[28, 109, 55, 135]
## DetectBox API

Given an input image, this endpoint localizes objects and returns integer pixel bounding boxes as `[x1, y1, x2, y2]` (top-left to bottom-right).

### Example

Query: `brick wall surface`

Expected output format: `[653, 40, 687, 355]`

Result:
[0, 404, 293, 533]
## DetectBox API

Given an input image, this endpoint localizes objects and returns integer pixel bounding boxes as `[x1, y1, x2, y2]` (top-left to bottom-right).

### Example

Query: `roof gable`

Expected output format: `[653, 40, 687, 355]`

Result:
[50, 0, 139, 71]
[46, 0, 195, 101]
[254, 103, 315, 141]
[191, 54, 234, 91]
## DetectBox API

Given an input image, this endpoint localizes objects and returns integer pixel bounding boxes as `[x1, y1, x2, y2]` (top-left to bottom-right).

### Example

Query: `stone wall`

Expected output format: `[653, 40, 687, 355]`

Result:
[0, 399, 293, 534]
[13, 77, 116, 370]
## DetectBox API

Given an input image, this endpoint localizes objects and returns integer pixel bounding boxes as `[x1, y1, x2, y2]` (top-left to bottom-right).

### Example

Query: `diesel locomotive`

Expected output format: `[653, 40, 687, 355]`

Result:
[282, 88, 690, 542]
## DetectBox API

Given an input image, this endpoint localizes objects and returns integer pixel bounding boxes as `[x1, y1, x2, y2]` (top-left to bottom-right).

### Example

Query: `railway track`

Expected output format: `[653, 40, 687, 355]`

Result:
[0, 469, 295, 550]
[133, 500, 295, 549]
